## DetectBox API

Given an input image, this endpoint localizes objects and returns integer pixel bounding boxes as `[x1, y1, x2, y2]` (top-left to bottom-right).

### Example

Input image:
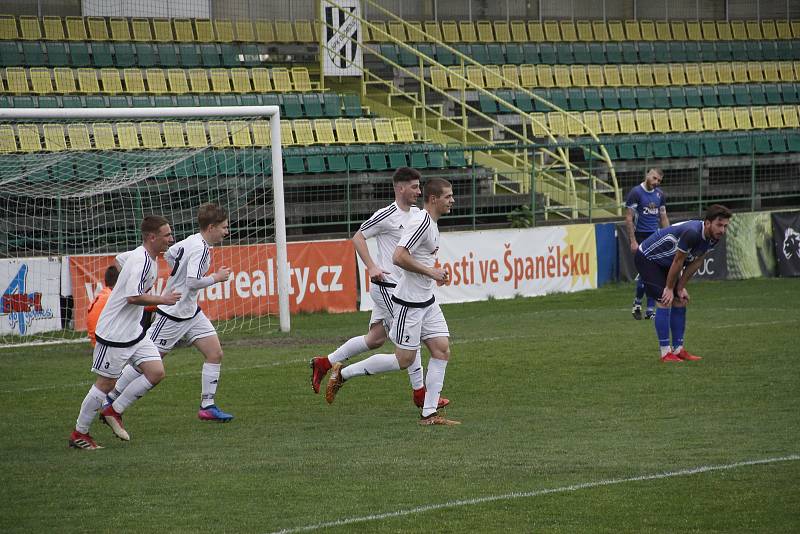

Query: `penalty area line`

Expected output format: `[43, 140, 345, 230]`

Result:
[266, 454, 800, 534]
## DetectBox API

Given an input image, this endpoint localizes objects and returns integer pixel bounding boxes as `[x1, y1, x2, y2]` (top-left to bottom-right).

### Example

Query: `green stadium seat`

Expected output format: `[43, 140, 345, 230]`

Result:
[342, 94, 361, 117]
[750, 85, 767, 106]
[717, 85, 735, 106]
[616, 140, 636, 160]
[779, 83, 798, 104]
[634, 141, 652, 160]
[322, 93, 341, 118]
[237, 94, 258, 106]
[604, 43, 622, 63]
[131, 95, 151, 107]
[572, 43, 591, 63]
[652, 42, 669, 62]
[786, 132, 800, 152]
[761, 41, 779, 61]
[768, 132, 787, 153]
[416, 43, 435, 62]
[428, 150, 446, 169]
[239, 44, 259, 67]
[108, 95, 128, 107]
[670, 139, 689, 158]
[70, 42, 90, 66]
[302, 93, 323, 118]
[435, 44, 455, 66]
[0, 96, 11, 107]
[175, 94, 197, 106]
[637, 42, 655, 63]
[714, 42, 732, 62]
[155, 44, 177, 67]
[367, 152, 389, 171]
[241, 151, 267, 175]
[652, 87, 670, 108]
[754, 134, 772, 154]
[114, 42, 136, 67]
[621, 42, 638, 63]
[44, 42, 69, 66]
[744, 41, 763, 61]
[22, 42, 45, 66]
[200, 44, 220, 67]
[736, 136, 754, 155]
[497, 89, 515, 113]
[583, 88, 602, 110]
[219, 94, 238, 106]
[618, 88, 636, 109]
[700, 86, 719, 107]
[282, 94, 303, 118]
[133, 43, 156, 67]
[152, 95, 172, 106]
[85, 95, 105, 107]
[387, 151, 407, 169]
[220, 44, 240, 67]
[178, 43, 201, 67]
[515, 91, 533, 112]
[686, 136, 703, 157]
[479, 92, 498, 113]
[398, 45, 417, 67]
[409, 151, 428, 169]
[683, 42, 701, 61]
[445, 148, 467, 167]
[91, 42, 114, 67]
[487, 44, 505, 64]
[730, 41, 748, 61]
[470, 44, 489, 65]
[0, 42, 22, 66]
[601, 88, 620, 110]
[261, 93, 279, 109]
[684, 87, 702, 108]
[198, 95, 217, 106]
[62, 95, 82, 108]
[667, 42, 687, 63]
[652, 139, 670, 159]
[774, 41, 792, 61]
[325, 154, 347, 173]
[733, 85, 751, 106]
[555, 43, 574, 64]
[522, 43, 539, 64]
[547, 88, 568, 110]
[379, 44, 398, 64]
[635, 87, 654, 109]
[306, 153, 326, 173]
[698, 42, 716, 62]
[538, 44, 557, 64]
[719, 137, 738, 156]
[505, 44, 524, 65]
[588, 43, 606, 63]
[567, 88, 585, 111]
[668, 87, 687, 108]
[12, 95, 35, 107]
[194, 152, 218, 176]
[347, 153, 367, 171]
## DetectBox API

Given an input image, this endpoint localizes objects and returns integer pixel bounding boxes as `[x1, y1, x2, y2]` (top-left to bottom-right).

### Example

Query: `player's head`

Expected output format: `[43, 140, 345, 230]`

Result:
[198, 203, 230, 244]
[392, 167, 421, 208]
[423, 178, 454, 217]
[703, 204, 733, 240]
[104, 265, 119, 288]
[141, 215, 174, 252]
[644, 167, 663, 189]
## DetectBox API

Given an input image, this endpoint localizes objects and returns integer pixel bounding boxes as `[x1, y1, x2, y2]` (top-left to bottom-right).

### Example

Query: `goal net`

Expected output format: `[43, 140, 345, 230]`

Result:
[0, 106, 289, 347]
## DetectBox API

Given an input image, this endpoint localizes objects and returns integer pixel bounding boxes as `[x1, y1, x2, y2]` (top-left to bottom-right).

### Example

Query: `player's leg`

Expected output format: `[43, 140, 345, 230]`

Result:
[670, 300, 701, 361]
[632, 273, 644, 320]
[635, 252, 680, 362]
[418, 304, 457, 424]
[70, 344, 123, 449]
[192, 326, 236, 421]
[104, 363, 143, 404]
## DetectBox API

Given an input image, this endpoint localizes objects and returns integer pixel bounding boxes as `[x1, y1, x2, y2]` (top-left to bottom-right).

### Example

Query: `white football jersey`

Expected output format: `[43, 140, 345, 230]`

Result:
[393, 209, 439, 305]
[95, 245, 158, 346]
[157, 233, 211, 319]
[359, 202, 420, 285]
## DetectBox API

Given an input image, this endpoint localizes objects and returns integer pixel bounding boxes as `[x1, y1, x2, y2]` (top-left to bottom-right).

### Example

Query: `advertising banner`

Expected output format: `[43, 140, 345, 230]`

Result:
[772, 211, 800, 277]
[359, 225, 597, 310]
[70, 240, 357, 331]
[725, 211, 776, 279]
[0, 257, 62, 336]
[321, 0, 362, 76]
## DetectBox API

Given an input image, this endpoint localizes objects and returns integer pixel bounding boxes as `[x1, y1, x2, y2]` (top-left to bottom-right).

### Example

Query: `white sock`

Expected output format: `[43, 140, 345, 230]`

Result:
[407, 348, 424, 390]
[341, 353, 400, 380]
[328, 335, 370, 364]
[422, 358, 448, 417]
[660, 345, 672, 357]
[201, 362, 221, 408]
[673, 345, 683, 355]
[76, 385, 106, 434]
[112, 375, 155, 414]
[107, 364, 142, 401]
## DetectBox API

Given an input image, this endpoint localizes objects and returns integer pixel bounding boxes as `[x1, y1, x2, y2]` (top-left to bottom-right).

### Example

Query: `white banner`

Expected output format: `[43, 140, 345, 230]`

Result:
[321, 0, 363, 76]
[358, 225, 598, 311]
[0, 257, 62, 336]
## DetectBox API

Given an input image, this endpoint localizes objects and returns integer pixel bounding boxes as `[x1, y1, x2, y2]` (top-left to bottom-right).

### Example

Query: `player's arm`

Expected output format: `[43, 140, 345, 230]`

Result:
[352, 230, 389, 281]
[674, 254, 705, 302]
[661, 250, 688, 306]
[659, 207, 670, 228]
[185, 247, 231, 290]
[127, 293, 180, 306]
[625, 207, 638, 253]
[393, 246, 447, 283]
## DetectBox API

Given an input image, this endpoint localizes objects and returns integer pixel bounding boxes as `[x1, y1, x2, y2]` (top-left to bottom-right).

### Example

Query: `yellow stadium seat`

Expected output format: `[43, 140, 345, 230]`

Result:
[655, 21, 671, 40]
[208, 121, 231, 146]
[653, 64, 670, 86]
[718, 108, 736, 130]
[640, 20, 656, 41]
[620, 65, 638, 86]
[271, 68, 292, 92]
[43, 16, 65, 40]
[591, 21, 609, 42]
[229, 120, 252, 147]
[441, 21, 459, 42]
[700, 21, 717, 40]
[132, 19, 153, 41]
[210, 69, 231, 93]
[140, 122, 164, 149]
[716, 21, 732, 40]
[313, 119, 336, 144]
[466, 65, 485, 88]
[777, 62, 794, 82]
[781, 105, 799, 128]
[153, 19, 174, 42]
[5, 67, 27, 93]
[565, 113, 584, 137]
[77, 68, 100, 94]
[459, 21, 477, 42]
[685, 108, 703, 131]
[603, 65, 621, 87]
[476, 20, 494, 42]
[374, 118, 394, 143]
[576, 20, 593, 41]
[254, 20, 274, 43]
[334, 118, 355, 144]
[529, 112, 548, 137]
[0, 15, 19, 40]
[519, 64, 536, 87]
[174, 19, 196, 41]
[752, 106, 769, 129]
[30, 68, 54, 94]
[392, 117, 415, 142]
[501, 64, 520, 87]
[732, 62, 749, 83]
[293, 20, 314, 43]
[87, 17, 109, 40]
[215, 19, 234, 43]
[234, 20, 255, 42]
[745, 20, 762, 40]
[699, 63, 716, 85]
[547, 112, 567, 136]
[250, 120, 270, 146]
[123, 68, 145, 93]
[188, 69, 210, 93]
[670, 21, 688, 41]
[163, 122, 186, 147]
[406, 21, 425, 42]
[18, 124, 42, 152]
[667, 109, 687, 133]
[587, 65, 604, 87]
[281, 118, 296, 145]
[775, 21, 791, 40]
[685, 64, 702, 84]
[493, 21, 510, 43]
[110, 18, 131, 41]
[746, 62, 764, 83]
[430, 66, 449, 91]
[624, 20, 641, 41]
[716, 63, 733, 84]
[231, 68, 252, 93]
[66, 124, 91, 150]
[582, 111, 601, 135]
[559, 21, 577, 41]
[54, 67, 76, 93]
[670, 64, 687, 85]
[536, 65, 554, 88]
[448, 66, 467, 90]
[543, 21, 561, 42]
[651, 109, 671, 132]
[527, 21, 545, 42]
[91, 123, 115, 150]
[274, 20, 294, 42]
[794, 61, 800, 81]
[66, 16, 87, 41]
[734, 107, 752, 129]
[731, 21, 747, 40]
[484, 65, 503, 89]
[159, 69, 183, 94]
[618, 110, 636, 134]
[570, 65, 588, 87]
[685, 21, 701, 41]
[145, 68, 168, 94]
[424, 21, 443, 42]
[116, 122, 140, 150]
[290, 67, 313, 92]
[388, 21, 407, 42]
[186, 121, 208, 148]
[763, 63, 779, 83]
[20, 16, 42, 40]
[600, 110, 619, 135]
[511, 20, 529, 42]
[251, 68, 271, 92]
[43, 124, 67, 151]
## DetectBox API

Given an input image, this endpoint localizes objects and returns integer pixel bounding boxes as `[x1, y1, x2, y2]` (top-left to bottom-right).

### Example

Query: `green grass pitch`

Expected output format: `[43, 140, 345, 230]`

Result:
[1, 278, 798, 533]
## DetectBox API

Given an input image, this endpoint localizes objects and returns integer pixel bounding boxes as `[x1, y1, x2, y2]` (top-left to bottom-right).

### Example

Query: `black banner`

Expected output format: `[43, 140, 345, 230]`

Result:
[771, 211, 800, 277]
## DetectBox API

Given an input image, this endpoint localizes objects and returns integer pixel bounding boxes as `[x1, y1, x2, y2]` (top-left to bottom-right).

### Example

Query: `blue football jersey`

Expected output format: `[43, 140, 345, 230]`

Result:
[639, 220, 718, 268]
[625, 185, 666, 233]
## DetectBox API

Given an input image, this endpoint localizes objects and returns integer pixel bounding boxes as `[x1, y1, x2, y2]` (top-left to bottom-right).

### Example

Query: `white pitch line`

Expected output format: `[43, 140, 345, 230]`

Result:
[266, 455, 800, 534]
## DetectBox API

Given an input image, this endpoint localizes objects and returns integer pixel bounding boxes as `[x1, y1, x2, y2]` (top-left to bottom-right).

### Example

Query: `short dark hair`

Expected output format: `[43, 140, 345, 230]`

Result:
[392, 167, 421, 184]
[197, 203, 228, 230]
[141, 215, 169, 238]
[104, 265, 119, 287]
[647, 167, 663, 178]
[704, 204, 733, 221]
[423, 177, 452, 201]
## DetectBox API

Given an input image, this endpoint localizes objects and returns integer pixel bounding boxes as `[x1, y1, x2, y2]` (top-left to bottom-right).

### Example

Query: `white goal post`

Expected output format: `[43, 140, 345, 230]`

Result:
[0, 105, 291, 345]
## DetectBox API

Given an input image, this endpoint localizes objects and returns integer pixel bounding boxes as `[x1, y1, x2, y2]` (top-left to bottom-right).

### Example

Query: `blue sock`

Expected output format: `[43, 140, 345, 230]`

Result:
[645, 297, 655, 311]
[634, 276, 645, 303]
[655, 307, 671, 351]
[670, 306, 687, 349]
